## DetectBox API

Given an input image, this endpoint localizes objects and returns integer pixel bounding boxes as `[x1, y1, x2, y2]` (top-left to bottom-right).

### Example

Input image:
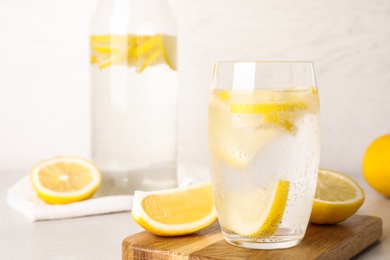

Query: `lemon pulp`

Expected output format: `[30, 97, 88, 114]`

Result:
[30, 156, 101, 204]
[310, 169, 365, 224]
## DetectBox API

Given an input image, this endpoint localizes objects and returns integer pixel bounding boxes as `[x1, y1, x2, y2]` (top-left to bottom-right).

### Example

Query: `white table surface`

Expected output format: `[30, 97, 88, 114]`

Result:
[1, 171, 389, 260]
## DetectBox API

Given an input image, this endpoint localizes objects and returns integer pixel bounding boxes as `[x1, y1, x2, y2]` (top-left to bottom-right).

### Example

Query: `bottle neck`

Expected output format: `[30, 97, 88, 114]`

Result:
[91, 0, 176, 36]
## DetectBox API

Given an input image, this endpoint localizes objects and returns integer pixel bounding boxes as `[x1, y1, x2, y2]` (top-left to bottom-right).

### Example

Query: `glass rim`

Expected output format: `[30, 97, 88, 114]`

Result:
[211, 60, 317, 91]
[214, 60, 314, 65]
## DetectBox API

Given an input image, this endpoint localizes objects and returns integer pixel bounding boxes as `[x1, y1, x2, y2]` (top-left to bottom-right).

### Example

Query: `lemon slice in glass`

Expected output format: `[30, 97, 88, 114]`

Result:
[222, 180, 290, 237]
[231, 98, 307, 132]
[209, 88, 318, 169]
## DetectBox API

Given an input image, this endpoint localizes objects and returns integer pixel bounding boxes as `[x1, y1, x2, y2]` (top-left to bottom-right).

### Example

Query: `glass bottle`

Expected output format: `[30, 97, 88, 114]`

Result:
[90, 0, 178, 195]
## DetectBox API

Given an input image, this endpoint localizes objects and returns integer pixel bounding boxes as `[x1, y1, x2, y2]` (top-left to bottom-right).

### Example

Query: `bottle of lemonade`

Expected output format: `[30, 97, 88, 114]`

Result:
[90, 0, 178, 195]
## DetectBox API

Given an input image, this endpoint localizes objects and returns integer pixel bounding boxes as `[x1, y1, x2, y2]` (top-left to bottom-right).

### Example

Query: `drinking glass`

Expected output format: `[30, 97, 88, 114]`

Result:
[208, 61, 320, 249]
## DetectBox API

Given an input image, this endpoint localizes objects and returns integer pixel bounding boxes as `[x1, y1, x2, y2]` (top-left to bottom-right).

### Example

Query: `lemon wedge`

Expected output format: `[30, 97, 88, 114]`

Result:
[132, 182, 217, 236]
[222, 180, 290, 237]
[30, 156, 101, 204]
[310, 169, 365, 224]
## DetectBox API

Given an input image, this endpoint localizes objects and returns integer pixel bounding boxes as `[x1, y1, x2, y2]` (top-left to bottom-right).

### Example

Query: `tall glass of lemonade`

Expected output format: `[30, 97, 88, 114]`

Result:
[208, 61, 320, 249]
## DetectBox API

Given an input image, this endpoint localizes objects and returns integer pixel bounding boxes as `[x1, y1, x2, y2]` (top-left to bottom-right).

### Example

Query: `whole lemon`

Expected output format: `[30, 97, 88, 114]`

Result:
[362, 134, 390, 197]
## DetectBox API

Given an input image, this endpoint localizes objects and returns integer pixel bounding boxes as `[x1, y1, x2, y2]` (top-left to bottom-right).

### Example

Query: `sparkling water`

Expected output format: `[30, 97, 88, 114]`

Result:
[91, 63, 178, 195]
[208, 88, 320, 248]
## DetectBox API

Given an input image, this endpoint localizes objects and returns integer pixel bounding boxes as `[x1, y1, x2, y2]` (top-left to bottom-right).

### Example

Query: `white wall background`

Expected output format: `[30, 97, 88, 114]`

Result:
[0, 0, 389, 176]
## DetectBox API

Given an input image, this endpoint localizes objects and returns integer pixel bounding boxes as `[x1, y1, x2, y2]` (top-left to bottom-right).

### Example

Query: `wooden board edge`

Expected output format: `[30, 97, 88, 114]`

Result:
[317, 216, 383, 260]
[121, 215, 384, 260]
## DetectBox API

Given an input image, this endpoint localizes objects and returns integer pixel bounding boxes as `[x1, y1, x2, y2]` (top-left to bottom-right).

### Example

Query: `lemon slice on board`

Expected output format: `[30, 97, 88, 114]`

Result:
[132, 182, 217, 236]
[222, 180, 290, 237]
[30, 156, 101, 204]
[310, 169, 365, 224]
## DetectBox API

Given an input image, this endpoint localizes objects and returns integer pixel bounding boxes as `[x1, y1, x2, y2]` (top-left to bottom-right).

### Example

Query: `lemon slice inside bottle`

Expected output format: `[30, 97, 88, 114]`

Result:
[90, 34, 176, 72]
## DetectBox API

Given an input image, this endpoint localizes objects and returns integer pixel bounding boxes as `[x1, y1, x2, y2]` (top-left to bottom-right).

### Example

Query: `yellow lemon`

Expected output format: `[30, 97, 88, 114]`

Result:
[131, 182, 217, 236]
[310, 169, 365, 225]
[222, 180, 290, 237]
[362, 134, 390, 197]
[30, 156, 101, 204]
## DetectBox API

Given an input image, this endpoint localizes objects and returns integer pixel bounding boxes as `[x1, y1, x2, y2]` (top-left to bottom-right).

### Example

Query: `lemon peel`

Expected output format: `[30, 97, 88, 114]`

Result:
[223, 180, 290, 237]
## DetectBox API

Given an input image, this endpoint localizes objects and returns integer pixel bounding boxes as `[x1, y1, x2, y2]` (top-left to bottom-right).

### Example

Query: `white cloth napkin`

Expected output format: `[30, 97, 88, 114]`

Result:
[6, 176, 133, 221]
[6, 164, 209, 222]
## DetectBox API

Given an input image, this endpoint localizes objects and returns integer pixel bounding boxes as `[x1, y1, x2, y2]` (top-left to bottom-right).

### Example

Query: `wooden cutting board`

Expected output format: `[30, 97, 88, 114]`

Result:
[122, 215, 382, 260]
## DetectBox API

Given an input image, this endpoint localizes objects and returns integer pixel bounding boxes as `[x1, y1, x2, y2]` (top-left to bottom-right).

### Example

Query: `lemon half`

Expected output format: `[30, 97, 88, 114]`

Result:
[30, 156, 101, 204]
[310, 169, 365, 224]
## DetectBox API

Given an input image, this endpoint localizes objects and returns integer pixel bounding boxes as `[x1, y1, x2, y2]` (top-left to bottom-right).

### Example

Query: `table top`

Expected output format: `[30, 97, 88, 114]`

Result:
[1, 171, 389, 260]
